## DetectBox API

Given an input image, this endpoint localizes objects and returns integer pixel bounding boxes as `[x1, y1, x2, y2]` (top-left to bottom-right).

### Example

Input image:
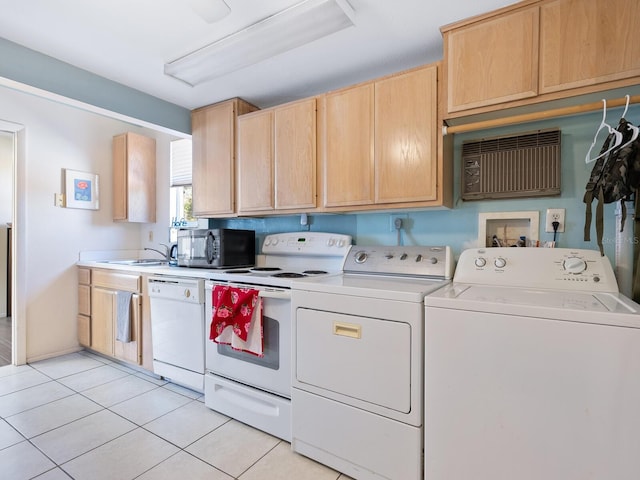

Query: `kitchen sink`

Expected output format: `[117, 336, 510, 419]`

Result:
[105, 259, 168, 266]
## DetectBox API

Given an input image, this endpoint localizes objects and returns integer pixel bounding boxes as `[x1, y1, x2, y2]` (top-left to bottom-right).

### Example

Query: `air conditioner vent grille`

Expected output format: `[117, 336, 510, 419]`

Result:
[462, 129, 561, 201]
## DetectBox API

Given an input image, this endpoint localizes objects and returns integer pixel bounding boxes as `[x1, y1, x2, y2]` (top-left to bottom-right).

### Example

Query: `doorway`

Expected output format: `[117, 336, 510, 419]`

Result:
[0, 130, 13, 366]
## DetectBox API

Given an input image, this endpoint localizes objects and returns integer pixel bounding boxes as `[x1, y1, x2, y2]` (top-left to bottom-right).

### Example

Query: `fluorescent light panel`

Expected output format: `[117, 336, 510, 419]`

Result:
[165, 0, 355, 86]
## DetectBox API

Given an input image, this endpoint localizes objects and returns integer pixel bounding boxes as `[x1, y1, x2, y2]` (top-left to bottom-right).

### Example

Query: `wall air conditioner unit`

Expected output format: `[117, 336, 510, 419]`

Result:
[461, 128, 561, 201]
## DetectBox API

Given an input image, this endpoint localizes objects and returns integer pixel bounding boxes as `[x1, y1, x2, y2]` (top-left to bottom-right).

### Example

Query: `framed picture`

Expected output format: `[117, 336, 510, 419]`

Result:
[65, 169, 99, 210]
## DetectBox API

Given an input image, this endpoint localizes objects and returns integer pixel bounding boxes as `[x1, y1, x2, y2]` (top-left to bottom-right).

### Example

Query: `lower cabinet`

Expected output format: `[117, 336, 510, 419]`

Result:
[78, 268, 143, 366]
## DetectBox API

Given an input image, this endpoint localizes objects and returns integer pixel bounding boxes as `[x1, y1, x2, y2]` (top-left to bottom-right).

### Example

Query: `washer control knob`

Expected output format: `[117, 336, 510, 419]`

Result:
[429, 257, 438, 264]
[385, 254, 394, 259]
[475, 257, 487, 268]
[184, 289, 191, 299]
[354, 251, 368, 264]
[327, 238, 335, 246]
[563, 257, 587, 274]
[494, 257, 507, 268]
[416, 254, 423, 262]
[400, 253, 408, 260]
[337, 239, 346, 247]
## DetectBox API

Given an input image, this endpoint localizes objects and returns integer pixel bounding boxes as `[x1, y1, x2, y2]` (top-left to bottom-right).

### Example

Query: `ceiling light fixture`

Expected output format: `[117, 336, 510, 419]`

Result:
[187, 0, 231, 23]
[165, 0, 355, 86]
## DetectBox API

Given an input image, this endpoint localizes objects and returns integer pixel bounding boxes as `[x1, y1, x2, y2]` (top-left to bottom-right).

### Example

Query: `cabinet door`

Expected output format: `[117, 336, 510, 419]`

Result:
[322, 84, 374, 207]
[444, 5, 539, 113]
[192, 101, 236, 216]
[237, 110, 274, 213]
[113, 132, 156, 223]
[114, 293, 142, 365]
[375, 65, 438, 204]
[274, 98, 317, 210]
[540, 0, 640, 94]
[91, 287, 114, 356]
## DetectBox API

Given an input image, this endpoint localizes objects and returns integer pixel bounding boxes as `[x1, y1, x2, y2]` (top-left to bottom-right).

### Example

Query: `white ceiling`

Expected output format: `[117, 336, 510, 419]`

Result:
[0, 0, 515, 111]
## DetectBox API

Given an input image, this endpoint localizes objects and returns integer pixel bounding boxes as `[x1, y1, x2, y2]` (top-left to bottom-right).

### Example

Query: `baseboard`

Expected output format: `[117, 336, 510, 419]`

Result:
[26, 346, 83, 364]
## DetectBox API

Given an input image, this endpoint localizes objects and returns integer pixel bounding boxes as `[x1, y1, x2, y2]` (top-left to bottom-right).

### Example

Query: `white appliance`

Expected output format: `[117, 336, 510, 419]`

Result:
[291, 245, 454, 480]
[424, 247, 640, 480]
[204, 232, 352, 441]
[148, 276, 205, 392]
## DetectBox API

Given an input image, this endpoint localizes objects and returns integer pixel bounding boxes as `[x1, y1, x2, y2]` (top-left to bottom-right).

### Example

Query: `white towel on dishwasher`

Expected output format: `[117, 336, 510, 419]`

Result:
[115, 291, 133, 343]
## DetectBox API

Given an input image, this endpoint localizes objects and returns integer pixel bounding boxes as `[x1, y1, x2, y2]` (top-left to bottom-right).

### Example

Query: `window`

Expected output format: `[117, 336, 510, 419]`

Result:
[169, 139, 206, 241]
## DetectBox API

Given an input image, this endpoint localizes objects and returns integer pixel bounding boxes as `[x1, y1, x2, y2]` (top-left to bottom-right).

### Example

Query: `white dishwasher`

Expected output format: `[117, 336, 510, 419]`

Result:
[148, 276, 205, 392]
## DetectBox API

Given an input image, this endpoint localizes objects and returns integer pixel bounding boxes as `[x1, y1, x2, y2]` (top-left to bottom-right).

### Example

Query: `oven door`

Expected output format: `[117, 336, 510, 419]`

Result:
[205, 281, 291, 397]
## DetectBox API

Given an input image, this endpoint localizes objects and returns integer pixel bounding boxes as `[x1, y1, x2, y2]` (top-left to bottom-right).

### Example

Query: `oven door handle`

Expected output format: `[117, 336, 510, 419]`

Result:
[258, 289, 291, 300]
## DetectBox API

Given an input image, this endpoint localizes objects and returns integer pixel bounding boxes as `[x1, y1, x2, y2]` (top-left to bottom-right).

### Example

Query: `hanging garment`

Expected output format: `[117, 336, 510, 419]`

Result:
[584, 118, 640, 255]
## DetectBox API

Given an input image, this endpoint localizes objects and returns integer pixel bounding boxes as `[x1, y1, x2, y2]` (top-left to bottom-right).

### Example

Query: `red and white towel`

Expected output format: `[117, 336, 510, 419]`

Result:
[209, 285, 264, 357]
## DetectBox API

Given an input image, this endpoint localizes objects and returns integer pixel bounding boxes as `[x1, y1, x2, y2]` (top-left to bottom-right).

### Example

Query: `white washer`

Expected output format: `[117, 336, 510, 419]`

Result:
[292, 245, 453, 480]
[424, 247, 640, 480]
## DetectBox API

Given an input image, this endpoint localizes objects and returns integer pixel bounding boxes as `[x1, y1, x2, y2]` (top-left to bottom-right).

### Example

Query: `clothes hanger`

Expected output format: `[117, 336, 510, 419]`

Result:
[585, 99, 623, 163]
[617, 94, 639, 150]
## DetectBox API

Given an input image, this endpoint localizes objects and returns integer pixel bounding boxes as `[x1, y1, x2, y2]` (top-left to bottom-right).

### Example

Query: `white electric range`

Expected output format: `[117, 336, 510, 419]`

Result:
[203, 231, 352, 441]
[290, 245, 454, 480]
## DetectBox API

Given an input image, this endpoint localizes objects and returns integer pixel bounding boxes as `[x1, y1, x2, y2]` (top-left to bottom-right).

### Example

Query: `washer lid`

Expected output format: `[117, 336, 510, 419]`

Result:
[292, 273, 449, 302]
[425, 284, 640, 328]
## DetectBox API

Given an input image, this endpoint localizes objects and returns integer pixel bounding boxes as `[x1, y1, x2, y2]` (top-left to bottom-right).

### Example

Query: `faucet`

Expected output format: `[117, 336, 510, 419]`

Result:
[145, 243, 170, 261]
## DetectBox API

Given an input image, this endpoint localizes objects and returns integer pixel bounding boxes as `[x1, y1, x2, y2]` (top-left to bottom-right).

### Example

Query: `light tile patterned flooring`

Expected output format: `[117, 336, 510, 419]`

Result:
[0, 351, 354, 480]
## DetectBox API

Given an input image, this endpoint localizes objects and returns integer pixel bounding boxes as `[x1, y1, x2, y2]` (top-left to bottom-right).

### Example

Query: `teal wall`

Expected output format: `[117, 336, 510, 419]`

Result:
[215, 103, 640, 262]
[0, 38, 191, 134]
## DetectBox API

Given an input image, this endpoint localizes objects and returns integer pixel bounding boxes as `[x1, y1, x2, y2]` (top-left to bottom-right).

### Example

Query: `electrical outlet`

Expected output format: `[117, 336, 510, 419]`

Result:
[389, 214, 408, 232]
[545, 208, 565, 233]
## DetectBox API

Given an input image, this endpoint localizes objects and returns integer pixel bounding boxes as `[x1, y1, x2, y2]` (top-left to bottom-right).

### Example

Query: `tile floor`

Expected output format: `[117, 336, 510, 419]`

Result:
[0, 351, 354, 480]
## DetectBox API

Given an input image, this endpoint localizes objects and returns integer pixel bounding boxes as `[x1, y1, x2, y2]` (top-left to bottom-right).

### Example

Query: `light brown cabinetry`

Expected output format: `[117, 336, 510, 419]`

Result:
[237, 98, 317, 214]
[539, 0, 640, 94]
[191, 98, 258, 217]
[320, 64, 440, 210]
[77, 268, 91, 347]
[442, 0, 640, 118]
[113, 132, 156, 223]
[442, 4, 539, 113]
[85, 269, 142, 365]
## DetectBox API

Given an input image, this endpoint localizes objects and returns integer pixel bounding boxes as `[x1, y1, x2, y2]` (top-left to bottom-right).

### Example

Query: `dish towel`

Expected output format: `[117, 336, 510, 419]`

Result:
[115, 290, 133, 343]
[210, 285, 263, 357]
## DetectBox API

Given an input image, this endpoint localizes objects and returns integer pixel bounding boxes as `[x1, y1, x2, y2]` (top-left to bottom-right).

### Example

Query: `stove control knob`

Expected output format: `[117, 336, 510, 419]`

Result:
[354, 251, 368, 264]
[563, 257, 587, 274]
[400, 253, 408, 260]
[429, 257, 438, 264]
[494, 257, 507, 268]
[475, 257, 487, 267]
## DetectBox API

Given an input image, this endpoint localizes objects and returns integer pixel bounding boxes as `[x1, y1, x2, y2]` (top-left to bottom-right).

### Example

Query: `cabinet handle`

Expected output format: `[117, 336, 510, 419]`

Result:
[333, 321, 361, 339]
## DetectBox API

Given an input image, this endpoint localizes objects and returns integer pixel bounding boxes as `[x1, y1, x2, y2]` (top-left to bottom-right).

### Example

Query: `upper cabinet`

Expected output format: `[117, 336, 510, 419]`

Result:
[442, 0, 640, 118]
[236, 98, 317, 215]
[539, 0, 640, 94]
[113, 132, 156, 223]
[191, 98, 258, 217]
[320, 64, 441, 211]
[442, 4, 539, 114]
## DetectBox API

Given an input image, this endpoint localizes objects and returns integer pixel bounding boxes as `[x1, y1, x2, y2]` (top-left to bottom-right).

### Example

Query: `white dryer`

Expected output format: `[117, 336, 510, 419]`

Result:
[292, 245, 453, 480]
[424, 247, 640, 480]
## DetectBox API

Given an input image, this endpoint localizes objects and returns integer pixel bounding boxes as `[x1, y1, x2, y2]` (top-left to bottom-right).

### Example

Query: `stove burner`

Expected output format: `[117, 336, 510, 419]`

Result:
[251, 267, 282, 272]
[303, 270, 328, 275]
[224, 270, 251, 274]
[271, 272, 307, 278]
